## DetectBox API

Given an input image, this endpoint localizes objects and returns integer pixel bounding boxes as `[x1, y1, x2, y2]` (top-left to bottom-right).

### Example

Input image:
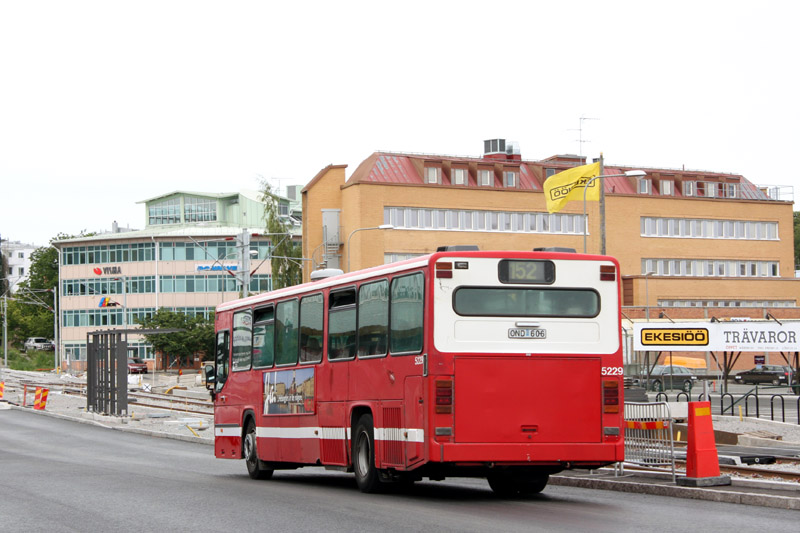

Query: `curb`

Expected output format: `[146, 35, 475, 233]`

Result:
[550, 474, 800, 510]
[8, 404, 214, 446]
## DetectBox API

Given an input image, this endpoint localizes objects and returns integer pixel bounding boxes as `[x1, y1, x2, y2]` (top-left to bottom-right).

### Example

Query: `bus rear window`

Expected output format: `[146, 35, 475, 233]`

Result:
[453, 287, 599, 318]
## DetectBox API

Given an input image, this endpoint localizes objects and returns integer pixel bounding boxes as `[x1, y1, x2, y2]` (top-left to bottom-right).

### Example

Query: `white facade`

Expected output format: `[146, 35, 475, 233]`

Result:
[1, 240, 39, 293]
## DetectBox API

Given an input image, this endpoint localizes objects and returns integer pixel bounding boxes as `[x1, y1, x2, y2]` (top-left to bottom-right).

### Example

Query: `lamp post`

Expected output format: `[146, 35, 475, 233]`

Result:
[582, 169, 646, 253]
[346, 224, 394, 272]
[644, 271, 655, 321]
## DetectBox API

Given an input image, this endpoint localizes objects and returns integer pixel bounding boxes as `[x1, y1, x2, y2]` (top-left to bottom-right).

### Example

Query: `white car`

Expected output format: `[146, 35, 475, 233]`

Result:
[23, 337, 55, 351]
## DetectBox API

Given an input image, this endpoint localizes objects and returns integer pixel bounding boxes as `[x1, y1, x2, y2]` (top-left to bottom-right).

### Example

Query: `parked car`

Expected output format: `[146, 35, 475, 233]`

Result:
[23, 337, 55, 351]
[636, 365, 697, 392]
[127, 357, 148, 374]
[734, 365, 792, 386]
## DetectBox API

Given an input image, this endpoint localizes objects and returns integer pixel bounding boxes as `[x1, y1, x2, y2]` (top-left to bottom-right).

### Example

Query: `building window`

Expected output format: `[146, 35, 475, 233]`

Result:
[545, 169, 556, 178]
[184, 197, 217, 222]
[503, 171, 518, 188]
[640, 216, 778, 241]
[726, 183, 739, 198]
[452, 168, 467, 186]
[18, 252, 24, 259]
[424, 167, 441, 184]
[683, 181, 695, 197]
[478, 169, 493, 186]
[638, 178, 651, 194]
[18, 267, 24, 275]
[660, 180, 674, 196]
[148, 198, 181, 225]
[642, 259, 779, 278]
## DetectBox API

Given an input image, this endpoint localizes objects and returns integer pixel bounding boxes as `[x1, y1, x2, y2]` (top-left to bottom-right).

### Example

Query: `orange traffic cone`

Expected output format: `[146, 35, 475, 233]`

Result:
[676, 401, 731, 487]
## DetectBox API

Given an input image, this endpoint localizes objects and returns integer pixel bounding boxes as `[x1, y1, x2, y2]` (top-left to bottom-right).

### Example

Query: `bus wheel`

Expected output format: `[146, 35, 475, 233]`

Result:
[353, 414, 381, 493]
[488, 473, 549, 497]
[244, 420, 273, 480]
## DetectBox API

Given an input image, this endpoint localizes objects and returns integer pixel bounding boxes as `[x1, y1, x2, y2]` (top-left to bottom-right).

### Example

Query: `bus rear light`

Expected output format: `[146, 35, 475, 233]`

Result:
[435, 379, 453, 412]
[435, 262, 453, 279]
[600, 265, 616, 281]
[603, 379, 619, 413]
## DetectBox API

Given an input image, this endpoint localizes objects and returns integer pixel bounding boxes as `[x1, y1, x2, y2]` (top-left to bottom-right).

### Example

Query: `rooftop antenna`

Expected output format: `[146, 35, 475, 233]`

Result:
[568, 115, 599, 162]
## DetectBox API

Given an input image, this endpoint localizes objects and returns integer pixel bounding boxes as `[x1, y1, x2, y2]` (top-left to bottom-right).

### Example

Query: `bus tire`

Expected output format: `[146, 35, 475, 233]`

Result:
[488, 472, 548, 497]
[244, 420, 273, 480]
[353, 414, 381, 493]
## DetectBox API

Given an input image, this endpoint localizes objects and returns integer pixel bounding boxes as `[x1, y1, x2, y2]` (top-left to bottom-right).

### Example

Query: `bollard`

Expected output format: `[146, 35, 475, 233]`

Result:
[676, 401, 731, 487]
[23, 384, 28, 406]
[33, 387, 49, 411]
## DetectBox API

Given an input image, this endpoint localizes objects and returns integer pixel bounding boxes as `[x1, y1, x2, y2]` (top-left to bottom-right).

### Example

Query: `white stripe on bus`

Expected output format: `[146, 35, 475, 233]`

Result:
[253, 426, 424, 442]
[215, 426, 241, 437]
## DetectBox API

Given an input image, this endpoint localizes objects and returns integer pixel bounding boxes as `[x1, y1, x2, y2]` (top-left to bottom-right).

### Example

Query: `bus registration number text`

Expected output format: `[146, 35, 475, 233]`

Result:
[508, 328, 547, 339]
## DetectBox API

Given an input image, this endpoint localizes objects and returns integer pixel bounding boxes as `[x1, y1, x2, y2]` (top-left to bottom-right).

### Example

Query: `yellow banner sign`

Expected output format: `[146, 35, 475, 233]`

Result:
[640, 328, 709, 346]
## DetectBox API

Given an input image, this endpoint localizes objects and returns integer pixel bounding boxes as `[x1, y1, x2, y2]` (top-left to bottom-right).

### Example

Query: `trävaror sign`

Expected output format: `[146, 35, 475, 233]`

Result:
[633, 321, 799, 352]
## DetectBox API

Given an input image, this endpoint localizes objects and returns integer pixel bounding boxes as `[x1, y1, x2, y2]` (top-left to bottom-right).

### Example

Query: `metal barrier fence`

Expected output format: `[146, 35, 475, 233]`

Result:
[652, 389, 800, 425]
[624, 402, 676, 482]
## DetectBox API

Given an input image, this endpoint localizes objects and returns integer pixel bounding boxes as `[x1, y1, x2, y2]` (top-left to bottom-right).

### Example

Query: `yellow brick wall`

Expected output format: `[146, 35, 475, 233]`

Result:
[302, 166, 346, 280]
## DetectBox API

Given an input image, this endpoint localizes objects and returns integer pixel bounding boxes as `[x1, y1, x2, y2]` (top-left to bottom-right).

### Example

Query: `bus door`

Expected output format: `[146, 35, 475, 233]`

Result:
[404, 375, 425, 467]
[213, 329, 242, 459]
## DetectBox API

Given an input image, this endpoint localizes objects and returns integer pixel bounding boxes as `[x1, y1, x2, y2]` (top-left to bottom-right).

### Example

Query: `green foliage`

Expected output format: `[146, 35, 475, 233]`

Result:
[136, 308, 215, 366]
[3, 232, 95, 342]
[259, 180, 302, 289]
[4, 347, 54, 371]
[794, 212, 800, 269]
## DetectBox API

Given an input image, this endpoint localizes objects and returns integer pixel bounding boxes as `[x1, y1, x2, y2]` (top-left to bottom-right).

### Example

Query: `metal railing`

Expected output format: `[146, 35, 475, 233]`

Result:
[623, 402, 676, 482]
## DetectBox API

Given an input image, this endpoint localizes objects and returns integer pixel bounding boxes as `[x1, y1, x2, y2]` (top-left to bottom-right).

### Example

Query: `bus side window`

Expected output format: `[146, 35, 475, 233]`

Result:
[276, 299, 299, 366]
[390, 272, 424, 355]
[253, 305, 275, 368]
[300, 294, 323, 363]
[232, 310, 253, 371]
[215, 330, 230, 393]
[328, 288, 356, 360]
[358, 280, 388, 357]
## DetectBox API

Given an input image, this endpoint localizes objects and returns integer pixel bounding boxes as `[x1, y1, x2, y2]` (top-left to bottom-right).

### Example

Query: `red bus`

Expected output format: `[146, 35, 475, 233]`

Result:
[208, 249, 624, 495]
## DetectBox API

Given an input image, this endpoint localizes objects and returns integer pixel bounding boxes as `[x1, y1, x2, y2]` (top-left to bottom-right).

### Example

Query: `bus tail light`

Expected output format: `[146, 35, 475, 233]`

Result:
[600, 265, 616, 281]
[435, 378, 453, 414]
[603, 380, 619, 413]
[435, 262, 453, 279]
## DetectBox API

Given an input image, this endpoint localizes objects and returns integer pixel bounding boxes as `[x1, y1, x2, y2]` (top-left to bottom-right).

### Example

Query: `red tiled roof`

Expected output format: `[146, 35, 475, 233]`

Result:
[340, 151, 770, 201]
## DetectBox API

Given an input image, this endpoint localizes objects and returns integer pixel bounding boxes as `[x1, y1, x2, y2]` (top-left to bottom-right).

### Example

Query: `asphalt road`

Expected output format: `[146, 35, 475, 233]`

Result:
[2, 409, 799, 533]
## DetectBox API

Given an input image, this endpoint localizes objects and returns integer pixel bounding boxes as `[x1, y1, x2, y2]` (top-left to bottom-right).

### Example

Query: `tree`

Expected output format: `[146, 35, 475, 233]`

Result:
[136, 308, 215, 369]
[259, 180, 302, 289]
[794, 211, 800, 270]
[9, 232, 95, 343]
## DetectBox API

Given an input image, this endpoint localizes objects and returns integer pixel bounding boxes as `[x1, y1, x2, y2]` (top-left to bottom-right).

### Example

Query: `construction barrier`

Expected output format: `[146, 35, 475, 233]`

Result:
[33, 387, 49, 411]
[676, 401, 731, 487]
[623, 402, 676, 481]
[0, 381, 4, 400]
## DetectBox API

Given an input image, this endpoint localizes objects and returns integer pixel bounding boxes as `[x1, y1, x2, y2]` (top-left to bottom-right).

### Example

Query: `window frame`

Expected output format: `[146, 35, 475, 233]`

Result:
[275, 298, 300, 367]
[357, 279, 390, 359]
[389, 271, 425, 356]
[328, 286, 358, 362]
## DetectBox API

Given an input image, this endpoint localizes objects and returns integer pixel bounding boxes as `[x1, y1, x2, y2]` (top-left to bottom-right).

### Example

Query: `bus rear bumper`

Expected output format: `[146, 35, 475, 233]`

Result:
[434, 441, 624, 465]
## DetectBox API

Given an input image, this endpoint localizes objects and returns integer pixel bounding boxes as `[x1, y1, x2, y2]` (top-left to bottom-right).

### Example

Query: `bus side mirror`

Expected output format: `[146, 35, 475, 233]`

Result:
[203, 363, 216, 391]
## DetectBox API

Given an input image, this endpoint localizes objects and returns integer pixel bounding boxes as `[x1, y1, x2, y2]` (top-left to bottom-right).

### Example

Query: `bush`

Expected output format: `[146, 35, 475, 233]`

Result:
[5, 347, 55, 371]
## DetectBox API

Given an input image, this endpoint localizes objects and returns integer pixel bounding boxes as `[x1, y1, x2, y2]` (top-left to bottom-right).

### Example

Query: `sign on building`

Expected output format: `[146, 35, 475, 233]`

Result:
[633, 321, 799, 352]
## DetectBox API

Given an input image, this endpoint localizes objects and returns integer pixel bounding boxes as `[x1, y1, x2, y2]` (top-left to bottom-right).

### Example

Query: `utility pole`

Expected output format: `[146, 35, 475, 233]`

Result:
[240, 230, 251, 298]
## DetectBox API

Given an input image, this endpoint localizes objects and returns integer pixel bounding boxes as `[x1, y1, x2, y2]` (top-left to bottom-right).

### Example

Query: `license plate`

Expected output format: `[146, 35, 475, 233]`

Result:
[508, 328, 547, 339]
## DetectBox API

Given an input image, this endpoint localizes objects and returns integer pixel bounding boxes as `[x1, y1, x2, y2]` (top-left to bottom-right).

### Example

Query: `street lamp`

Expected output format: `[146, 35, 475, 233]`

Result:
[582, 169, 646, 253]
[346, 224, 394, 272]
[644, 271, 655, 321]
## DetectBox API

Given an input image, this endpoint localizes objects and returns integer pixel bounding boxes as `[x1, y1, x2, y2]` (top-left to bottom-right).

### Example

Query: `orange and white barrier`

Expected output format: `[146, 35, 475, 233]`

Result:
[33, 387, 49, 411]
[676, 401, 731, 487]
[0, 381, 4, 400]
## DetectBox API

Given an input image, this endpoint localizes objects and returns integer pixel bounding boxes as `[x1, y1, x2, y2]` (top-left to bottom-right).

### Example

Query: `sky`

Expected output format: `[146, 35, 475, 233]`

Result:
[2, 0, 799, 247]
